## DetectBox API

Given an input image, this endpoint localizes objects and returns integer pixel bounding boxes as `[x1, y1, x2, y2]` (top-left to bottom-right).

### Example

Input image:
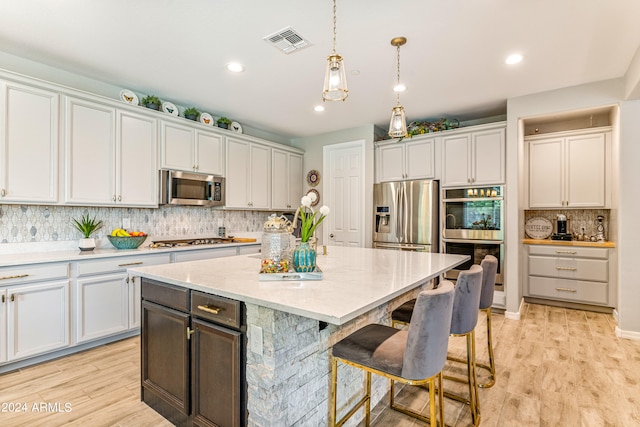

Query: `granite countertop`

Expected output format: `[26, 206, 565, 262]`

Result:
[0, 237, 260, 268]
[522, 238, 616, 248]
[129, 246, 469, 325]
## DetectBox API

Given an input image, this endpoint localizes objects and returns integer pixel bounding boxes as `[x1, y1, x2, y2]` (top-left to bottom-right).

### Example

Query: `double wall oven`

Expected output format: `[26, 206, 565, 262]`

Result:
[442, 186, 504, 290]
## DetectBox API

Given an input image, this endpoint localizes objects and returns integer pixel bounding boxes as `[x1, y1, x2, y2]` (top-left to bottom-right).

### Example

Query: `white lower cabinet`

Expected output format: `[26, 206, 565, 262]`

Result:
[525, 244, 615, 307]
[0, 263, 70, 364]
[73, 253, 171, 344]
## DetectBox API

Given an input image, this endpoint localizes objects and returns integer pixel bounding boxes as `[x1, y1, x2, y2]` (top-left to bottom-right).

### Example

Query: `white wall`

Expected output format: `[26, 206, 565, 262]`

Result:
[506, 78, 640, 335]
[291, 125, 380, 247]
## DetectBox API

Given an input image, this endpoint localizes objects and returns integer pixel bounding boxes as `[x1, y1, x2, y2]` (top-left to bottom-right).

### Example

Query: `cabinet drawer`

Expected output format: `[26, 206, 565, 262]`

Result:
[0, 263, 68, 286]
[141, 278, 189, 312]
[528, 276, 609, 305]
[528, 256, 607, 282]
[191, 291, 242, 329]
[528, 245, 608, 259]
[77, 253, 171, 276]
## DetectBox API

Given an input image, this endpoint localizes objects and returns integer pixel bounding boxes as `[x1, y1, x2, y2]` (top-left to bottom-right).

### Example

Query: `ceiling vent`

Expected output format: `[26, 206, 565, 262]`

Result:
[263, 27, 311, 54]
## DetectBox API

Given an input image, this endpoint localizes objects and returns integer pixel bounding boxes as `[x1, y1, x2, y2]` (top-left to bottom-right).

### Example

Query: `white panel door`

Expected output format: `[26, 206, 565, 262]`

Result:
[405, 138, 435, 180]
[75, 273, 128, 343]
[65, 98, 116, 204]
[196, 131, 224, 175]
[566, 133, 606, 207]
[7, 281, 70, 361]
[271, 149, 289, 210]
[325, 141, 364, 247]
[442, 134, 471, 187]
[117, 111, 158, 206]
[249, 144, 271, 209]
[225, 137, 250, 208]
[0, 82, 59, 203]
[377, 144, 405, 182]
[528, 138, 564, 208]
[473, 128, 505, 185]
[161, 121, 195, 172]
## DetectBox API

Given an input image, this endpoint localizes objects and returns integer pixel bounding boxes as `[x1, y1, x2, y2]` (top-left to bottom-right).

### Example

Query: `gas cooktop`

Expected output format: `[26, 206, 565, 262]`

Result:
[149, 237, 228, 248]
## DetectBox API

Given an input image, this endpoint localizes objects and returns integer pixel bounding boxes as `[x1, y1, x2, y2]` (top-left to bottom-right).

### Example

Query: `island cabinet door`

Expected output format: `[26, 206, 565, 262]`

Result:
[141, 300, 190, 418]
[191, 318, 243, 427]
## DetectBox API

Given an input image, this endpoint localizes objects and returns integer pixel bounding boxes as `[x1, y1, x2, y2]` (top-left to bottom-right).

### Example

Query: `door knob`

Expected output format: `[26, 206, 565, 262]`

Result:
[330, 233, 334, 238]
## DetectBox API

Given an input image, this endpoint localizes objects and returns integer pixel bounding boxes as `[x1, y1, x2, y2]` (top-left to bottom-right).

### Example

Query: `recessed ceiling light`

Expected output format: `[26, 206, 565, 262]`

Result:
[226, 62, 245, 72]
[314, 105, 325, 112]
[505, 54, 523, 65]
[393, 83, 406, 92]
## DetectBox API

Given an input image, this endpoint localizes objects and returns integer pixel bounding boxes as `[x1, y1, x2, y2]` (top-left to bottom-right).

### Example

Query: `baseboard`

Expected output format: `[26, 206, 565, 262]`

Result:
[504, 298, 523, 320]
[616, 327, 640, 341]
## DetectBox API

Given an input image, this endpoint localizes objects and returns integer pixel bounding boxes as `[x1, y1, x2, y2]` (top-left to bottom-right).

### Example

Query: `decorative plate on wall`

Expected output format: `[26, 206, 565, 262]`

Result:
[119, 89, 138, 105]
[306, 189, 320, 206]
[306, 170, 320, 187]
[161, 101, 178, 116]
[200, 112, 214, 126]
[231, 121, 243, 133]
[525, 217, 553, 239]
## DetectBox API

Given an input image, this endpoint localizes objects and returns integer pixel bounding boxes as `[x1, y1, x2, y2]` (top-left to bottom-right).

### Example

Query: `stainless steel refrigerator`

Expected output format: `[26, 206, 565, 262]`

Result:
[373, 180, 439, 252]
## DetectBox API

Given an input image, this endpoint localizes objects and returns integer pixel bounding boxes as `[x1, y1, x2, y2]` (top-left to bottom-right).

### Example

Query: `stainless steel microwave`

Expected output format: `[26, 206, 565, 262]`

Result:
[159, 170, 225, 207]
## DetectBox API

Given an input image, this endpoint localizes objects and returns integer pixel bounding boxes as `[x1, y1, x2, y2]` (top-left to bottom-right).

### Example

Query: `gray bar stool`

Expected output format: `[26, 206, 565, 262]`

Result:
[329, 282, 455, 427]
[449, 255, 498, 388]
[391, 265, 484, 426]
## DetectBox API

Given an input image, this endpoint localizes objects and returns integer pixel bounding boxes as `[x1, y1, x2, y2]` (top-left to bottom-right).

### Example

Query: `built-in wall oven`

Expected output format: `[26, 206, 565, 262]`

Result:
[442, 186, 504, 290]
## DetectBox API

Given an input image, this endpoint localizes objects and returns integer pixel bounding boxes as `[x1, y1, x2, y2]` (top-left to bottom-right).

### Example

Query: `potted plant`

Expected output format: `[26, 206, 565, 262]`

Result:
[184, 107, 200, 121]
[217, 116, 232, 129]
[72, 214, 103, 251]
[141, 95, 161, 110]
[291, 192, 330, 272]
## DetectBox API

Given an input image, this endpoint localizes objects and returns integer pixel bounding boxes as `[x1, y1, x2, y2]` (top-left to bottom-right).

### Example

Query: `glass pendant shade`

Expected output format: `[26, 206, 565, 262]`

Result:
[388, 105, 407, 138]
[323, 54, 348, 101]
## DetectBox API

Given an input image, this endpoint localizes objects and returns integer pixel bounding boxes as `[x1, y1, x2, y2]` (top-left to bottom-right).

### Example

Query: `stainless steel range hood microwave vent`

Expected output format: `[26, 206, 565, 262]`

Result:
[159, 169, 225, 207]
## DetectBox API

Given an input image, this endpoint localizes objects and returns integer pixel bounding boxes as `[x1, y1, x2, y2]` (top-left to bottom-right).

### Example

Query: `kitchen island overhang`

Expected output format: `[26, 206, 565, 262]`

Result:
[129, 246, 469, 326]
[130, 246, 469, 426]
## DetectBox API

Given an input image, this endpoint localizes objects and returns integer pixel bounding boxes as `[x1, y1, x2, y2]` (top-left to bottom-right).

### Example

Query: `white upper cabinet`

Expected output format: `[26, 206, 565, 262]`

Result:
[65, 97, 158, 207]
[0, 81, 59, 203]
[527, 127, 610, 208]
[441, 123, 505, 187]
[271, 149, 303, 210]
[376, 137, 435, 182]
[225, 137, 271, 209]
[160, 121, 224, 175]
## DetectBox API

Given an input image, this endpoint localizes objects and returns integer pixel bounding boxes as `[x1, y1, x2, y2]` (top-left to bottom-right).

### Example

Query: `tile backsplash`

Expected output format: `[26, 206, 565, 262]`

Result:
[0, 205, 273, 244]
[524, 209, 609, 240]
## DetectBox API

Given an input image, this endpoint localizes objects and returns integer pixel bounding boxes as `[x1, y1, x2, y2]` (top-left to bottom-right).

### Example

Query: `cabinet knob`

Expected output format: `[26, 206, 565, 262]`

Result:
[112, 195, 116, 202]
[118, 195, 122, 202]
[10, 294, 15, 302]
[1, 188, 5, 197]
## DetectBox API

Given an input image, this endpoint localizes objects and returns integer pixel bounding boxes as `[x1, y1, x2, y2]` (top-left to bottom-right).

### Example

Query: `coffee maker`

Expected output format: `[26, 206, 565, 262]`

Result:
[551, 213, 572, 241]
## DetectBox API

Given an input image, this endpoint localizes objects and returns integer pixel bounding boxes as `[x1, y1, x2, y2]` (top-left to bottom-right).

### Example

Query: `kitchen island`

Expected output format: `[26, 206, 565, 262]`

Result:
[130, 246, 468, 427]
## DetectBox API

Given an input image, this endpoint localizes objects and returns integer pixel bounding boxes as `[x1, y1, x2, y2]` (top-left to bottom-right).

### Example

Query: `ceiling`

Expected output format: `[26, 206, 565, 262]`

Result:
[1, 1, 640, 140]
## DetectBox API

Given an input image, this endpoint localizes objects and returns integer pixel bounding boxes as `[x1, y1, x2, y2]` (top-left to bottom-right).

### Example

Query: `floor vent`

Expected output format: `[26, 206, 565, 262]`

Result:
[263, 27, 312, 54]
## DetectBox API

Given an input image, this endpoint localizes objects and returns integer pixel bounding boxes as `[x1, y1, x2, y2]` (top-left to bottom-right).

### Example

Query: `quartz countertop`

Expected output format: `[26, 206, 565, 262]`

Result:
[0, 238, 260, 268]
[129, 246, 469, 325]
[522, 238, 616, 248]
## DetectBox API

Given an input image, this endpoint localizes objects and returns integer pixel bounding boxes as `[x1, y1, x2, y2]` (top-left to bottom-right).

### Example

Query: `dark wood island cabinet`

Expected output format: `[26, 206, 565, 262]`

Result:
[141, 278, 246, 427]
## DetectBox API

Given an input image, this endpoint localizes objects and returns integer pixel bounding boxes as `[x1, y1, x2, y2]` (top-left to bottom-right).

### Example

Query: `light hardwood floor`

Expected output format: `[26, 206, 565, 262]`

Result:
[1, 302, 639, 426]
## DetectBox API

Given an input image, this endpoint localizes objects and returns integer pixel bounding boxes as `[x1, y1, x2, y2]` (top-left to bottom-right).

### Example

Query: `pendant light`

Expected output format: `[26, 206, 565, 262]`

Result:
[388, 37, 408, 138]
[322, 0, 348, 101]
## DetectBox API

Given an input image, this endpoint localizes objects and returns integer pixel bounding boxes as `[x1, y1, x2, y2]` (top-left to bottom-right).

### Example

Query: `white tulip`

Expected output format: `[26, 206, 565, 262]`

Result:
[301, 196, 312, 207]
[308, 191, 318, 202]
[320, 205, 330, 216]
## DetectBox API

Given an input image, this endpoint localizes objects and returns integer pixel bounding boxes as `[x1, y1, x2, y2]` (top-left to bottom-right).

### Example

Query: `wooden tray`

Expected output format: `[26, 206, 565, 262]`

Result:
[258, 266, 323, 281]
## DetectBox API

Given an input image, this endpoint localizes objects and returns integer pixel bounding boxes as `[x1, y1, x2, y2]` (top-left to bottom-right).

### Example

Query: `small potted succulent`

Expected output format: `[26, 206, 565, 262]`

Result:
[184, 107, 200, 121]
[217, 116, 232, 129]
[141, 95, 161, 110]
[72, 214, 103, 251]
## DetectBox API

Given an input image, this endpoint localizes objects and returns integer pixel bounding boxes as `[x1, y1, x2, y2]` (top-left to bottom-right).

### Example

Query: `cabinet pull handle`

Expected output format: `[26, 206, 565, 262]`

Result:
[118, 195, 122, 202]
[0, 274, 29, 281]
[1, 295, 4, 303]
[556, 266, 577, 271]
[197, 304, 222, 315]
[187, 327, 195, 340]
[556, 287, 577, 293]
[556, 250, 577, 254]
[1, 189, 5, 197]
[11, 294, 15, 302]
[118, 261, 143, 267]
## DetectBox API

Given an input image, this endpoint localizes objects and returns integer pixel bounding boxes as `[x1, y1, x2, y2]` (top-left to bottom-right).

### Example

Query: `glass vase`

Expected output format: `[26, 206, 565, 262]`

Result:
[293, 241, 317, 272]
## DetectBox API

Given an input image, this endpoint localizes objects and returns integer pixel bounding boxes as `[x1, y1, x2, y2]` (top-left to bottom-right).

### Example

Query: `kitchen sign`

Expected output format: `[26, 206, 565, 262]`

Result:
[525, 217, 553, 239]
